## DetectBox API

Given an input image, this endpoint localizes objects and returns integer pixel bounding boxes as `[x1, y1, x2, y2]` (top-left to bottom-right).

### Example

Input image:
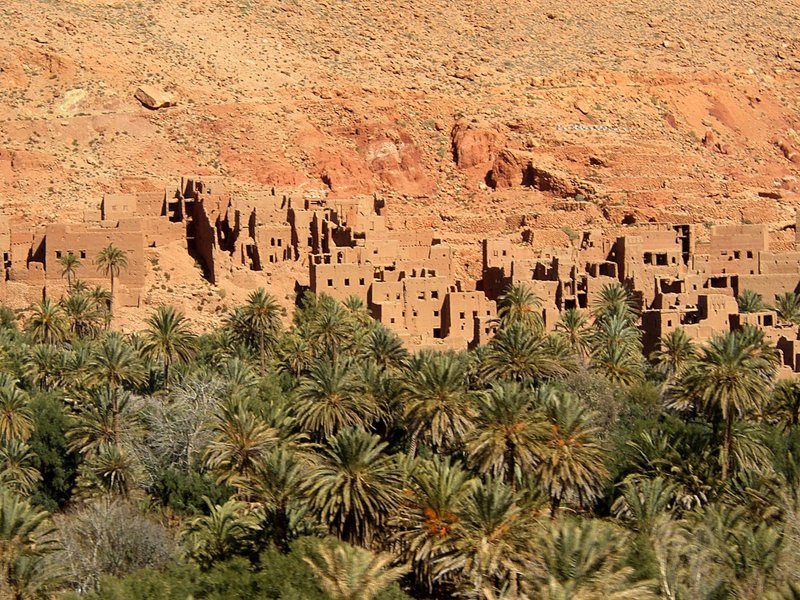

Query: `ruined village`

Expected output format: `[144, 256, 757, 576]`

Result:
[4, 174, 800, 377]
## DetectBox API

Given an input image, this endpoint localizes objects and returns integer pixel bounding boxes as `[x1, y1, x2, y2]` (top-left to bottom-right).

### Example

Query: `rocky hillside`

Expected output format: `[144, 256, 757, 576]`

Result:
[1, 0, 799, 325]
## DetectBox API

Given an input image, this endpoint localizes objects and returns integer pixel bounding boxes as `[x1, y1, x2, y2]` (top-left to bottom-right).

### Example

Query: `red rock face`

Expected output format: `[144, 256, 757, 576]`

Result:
[356, 122, 434, 196]
[450, 120, 503, 172]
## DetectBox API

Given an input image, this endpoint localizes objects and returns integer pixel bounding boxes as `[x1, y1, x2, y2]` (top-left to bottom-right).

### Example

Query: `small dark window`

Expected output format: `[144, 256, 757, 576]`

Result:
[434, 310, 440, 317]
[418, 291, 425, 300]
[277, 239, 282, 247]
[55, 251, 62, 259]
[359, 278, 365, 285]
[80, 250, 87, 259]
[344, 278, 350, 286]
[459, 312, 466, 319]
[747, 251, 753, 259]
[327, 279, 333, 286]
[431, 290, 439, 299]
[734, 251, 741, 259]
[390, 317, 395, 324]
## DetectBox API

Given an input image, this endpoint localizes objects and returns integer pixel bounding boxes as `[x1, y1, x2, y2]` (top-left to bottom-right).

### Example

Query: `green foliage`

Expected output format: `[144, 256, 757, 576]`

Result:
[2, 290, 799, 599]
[27, 393, 78, 510]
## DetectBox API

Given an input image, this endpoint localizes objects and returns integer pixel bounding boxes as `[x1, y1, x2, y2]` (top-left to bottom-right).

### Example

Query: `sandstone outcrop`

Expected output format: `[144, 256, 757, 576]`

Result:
[356, 121, 433, 196]
[486, 149, 591, 199]
[450, 120, 503, 173]
[134, 85, 175, 110]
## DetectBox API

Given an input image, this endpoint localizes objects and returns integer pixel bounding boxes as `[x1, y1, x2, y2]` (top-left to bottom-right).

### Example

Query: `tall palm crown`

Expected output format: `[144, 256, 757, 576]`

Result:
[554, 308, 590, 359]
[305, 541, 409, 600]
[399, 351, 475, 455]
[669, 328, 779, 479]
[393, 456, 476, 589]
[737, 289, 768, 313]
[24, 298, 68, 345]
[227, 288, 284, 371]
[592, 282, 639, 324]
[304, 427, 403, 547]
[435, 478, 534, 596]
[295, 357, 374, 440]
[652, 328, 696, 378]
[60, 293, 102, 339]
[535, 388, 608, 513]
[480, 323, 576, 383]
[774, 292, 800, 324]
[0, 378, 33, 443]
[86, 334, 146, 392]
[94, 244, 128, 317]
[0, 489, 60, 599]
[307, 295, 354, 360]
[58, 251, 81, 290]
[466, 381, 547, 487]
[496, 283, 543, 331]
[142, 306, 197, 384]
[530, 518, 657, 599]
[203, 401, 280, 492]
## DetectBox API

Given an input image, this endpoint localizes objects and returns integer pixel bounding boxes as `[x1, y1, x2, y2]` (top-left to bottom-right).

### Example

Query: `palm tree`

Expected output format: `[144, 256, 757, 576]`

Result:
[0, 440, 42, 494]
[277, 332, 313, 379]
[363, 326, 408, 370]
[295, 357, 375, 440]
[308, 295, 353, 361]
[480, 323, 577, 383]
[530, 518, 658, 599]
[592, 344, 645, 387]
[592, 282, 639, 324]
[766, 378, 800, 430]
[86, 334, 146, 392]
[775, 292, 800, 325]
[88, 286, 112, 329]
[466, 381, 547, 489]
[86, 335, 146, 439]
[737, 289, 768, 313]
[23, 344, 66, 391]
[393, 456, 475, 590]
[78, 442, 141, 499]
[95, 244, 128, 318]
[435, 478, 534, 597]
[68, 387, 130, 455]
[496, 283, 543, 331]
[669, 329, 778, 479]
[534, 388, 608, 514]
[305, 540, 409, 600]
[399, 351, 475, 455]
[60, 293, 102, 339]
[24, 298, 67, 344]
[554, 308, 590, 360]
[183, 498, 260, 571]
[652, 328, 696, 379]
[227, 288, 285, 372]
[203, 401, 280, 492]
[304, 427, 403, 547]
[58, 252, 81, 290]
[141, 306, 197, 384]
[0, 379, 33, 443]
[0, 489, 60, 599]
[242, 446, 308, 552]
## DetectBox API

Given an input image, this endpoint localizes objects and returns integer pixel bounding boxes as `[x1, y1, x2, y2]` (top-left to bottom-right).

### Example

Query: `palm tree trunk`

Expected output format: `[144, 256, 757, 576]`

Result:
[408, 424, 422, 458]
[506, 443, 517, 492]
[109, 271, 115, 322]
[164, 358, 170, 388]
[721, 411, 733, 480]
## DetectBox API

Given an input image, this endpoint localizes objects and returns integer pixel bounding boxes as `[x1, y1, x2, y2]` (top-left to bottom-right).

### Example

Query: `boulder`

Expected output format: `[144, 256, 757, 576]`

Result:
[450, 120, 503, 171]
[134, 85, 175, 110]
